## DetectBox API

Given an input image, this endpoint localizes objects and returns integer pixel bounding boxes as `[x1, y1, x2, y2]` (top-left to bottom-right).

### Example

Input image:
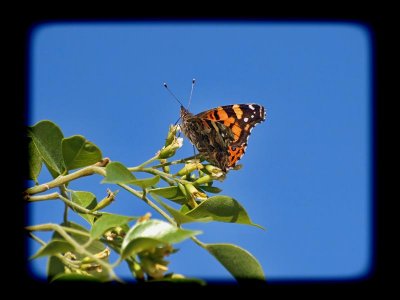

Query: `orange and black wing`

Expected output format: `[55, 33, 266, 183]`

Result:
[197, 104, 266, 168]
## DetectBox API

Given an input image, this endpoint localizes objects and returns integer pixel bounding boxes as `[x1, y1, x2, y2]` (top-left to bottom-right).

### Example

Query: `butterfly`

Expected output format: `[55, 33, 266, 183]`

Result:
[180, 103, 266, 172]
[165, 81, 266, 172]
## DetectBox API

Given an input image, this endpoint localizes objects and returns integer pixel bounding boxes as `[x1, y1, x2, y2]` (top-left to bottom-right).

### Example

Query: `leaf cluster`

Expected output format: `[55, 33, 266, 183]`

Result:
[26, 121, 265, 284]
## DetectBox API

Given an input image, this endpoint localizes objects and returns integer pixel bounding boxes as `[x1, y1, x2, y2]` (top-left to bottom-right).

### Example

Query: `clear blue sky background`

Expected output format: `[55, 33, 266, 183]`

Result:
[28, 22, 372, 282]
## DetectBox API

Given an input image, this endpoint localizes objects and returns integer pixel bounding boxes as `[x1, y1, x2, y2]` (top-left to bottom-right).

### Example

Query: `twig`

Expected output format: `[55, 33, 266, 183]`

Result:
[135, 154, 160, 168]
[117, 183, 176, 226]
[25, 165, 106, 195]
[130, 167, 176, 185]
[148, 154, 203, 169]
[26, 192, 101, 216]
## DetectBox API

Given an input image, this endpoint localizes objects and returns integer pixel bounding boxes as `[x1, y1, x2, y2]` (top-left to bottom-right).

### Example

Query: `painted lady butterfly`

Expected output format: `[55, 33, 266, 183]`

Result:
[164, 80, 266, 172]
[180, 103, 266, 172]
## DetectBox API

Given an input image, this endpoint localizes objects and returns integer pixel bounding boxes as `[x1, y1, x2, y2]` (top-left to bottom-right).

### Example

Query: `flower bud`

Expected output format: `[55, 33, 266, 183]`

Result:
[175, 162, 203, 176]
[184, 183, 207, 201]
[137, 212, 152, 223]
[93, 247, 111, 260]
[80, 263, 102, 272]
[203, 164, 226, 181]
[165, 125, 180, 147]
[138, 244, 174, 279]
[158, 137, 183, 159]
[81, 248, 110, 264]
[140, 257, 168, 279]
[91, 189, 117, 211]
[159, 159, 170, 174]
[193, 174, 214, 185]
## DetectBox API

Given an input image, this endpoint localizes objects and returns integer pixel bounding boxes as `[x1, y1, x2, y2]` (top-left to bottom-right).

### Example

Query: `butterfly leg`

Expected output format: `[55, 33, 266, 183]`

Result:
[191, 145, 203, 177]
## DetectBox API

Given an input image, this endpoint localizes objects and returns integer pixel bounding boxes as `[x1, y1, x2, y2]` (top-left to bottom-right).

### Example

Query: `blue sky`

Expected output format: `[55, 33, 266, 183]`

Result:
[28, 21, 372, 282]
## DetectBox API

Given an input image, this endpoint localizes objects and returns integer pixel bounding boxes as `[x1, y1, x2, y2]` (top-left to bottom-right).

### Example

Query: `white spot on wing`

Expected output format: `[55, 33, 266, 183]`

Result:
[249, 104, 255, 110]
[244, 117, 249, 122]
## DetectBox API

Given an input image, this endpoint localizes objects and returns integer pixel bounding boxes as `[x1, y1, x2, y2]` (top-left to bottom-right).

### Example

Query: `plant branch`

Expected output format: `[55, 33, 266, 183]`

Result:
[60, 185, 69, 223]
[25, 165, 106, 195]
[117, 183, 176, 226]
[147, 154, 203, 169]
[26, 192, 101, 217]
[134, 154, 160, 169]
[131, 167, 176, 185]
[58, 194, 101, 216]
[28, 232, 47, 246]
[190, 235, 206, 248]
[26, 223, 91, 237]
[25, 192, 59, 201]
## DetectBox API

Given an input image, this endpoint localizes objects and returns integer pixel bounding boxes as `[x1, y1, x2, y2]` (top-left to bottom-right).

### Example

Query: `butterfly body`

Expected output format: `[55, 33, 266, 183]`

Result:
[180, 103, 266, 172]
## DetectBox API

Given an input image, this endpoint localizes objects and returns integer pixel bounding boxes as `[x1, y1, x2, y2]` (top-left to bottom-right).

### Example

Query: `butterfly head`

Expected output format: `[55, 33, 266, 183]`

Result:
[180, 105, 193, 120]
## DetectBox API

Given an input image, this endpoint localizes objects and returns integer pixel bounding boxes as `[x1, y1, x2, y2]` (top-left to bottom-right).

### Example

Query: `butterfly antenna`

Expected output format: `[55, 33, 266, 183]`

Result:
[163, 82, 184, 107]
[174, 116, 181, 126]
[188, 78, 196, 109]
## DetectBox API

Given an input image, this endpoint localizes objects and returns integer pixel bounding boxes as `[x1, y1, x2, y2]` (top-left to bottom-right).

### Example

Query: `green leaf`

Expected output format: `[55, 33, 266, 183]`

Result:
[154, 197, 212, 225]
[180, 205, 191, 214]
[62, 135, 102, 170]
[28, 137, 42, 183]
[149, 186, 188, 204]
[52, 222, 106, 257]
[125, 219, 201, 244]
[205, 243, 266, 282]
[47, 256, 65, 281]
[70, 190, 98, 225]
[129, 175, 160, 188]
[121, 219, 201, 258]
[197, 185, 222, 194]
[185, 195, 263, 228]
[27, 120, 66, 176]
[90, 213, 136, 239]
[30, 239, 74, 259]
[121, 237, 167, 259]
[101, 161, 136, 184]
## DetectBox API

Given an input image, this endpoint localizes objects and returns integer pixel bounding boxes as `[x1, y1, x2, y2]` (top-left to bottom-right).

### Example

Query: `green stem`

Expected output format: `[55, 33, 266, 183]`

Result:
[118, 183, 176, 226]
[135, 154, 160, 168]
[131, 167, 195, 186]
[131, 168, 176, 185]
[190, 236, 207, 248]
[150, 154, 203, 169]
[63, 203, 68, 224]
[25, 165, 106, 195]
[59, 194, 101, 216]
[26, 224, 91, 237]
[26, 192, 101, 216]
[60, 185, 69, 223]
[25, 192, 59, 201]
[28, 232, 46, 246]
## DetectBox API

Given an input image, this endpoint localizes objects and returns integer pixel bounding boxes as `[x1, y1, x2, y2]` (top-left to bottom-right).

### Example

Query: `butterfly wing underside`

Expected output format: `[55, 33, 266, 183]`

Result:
[196, 104, 266, 168]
